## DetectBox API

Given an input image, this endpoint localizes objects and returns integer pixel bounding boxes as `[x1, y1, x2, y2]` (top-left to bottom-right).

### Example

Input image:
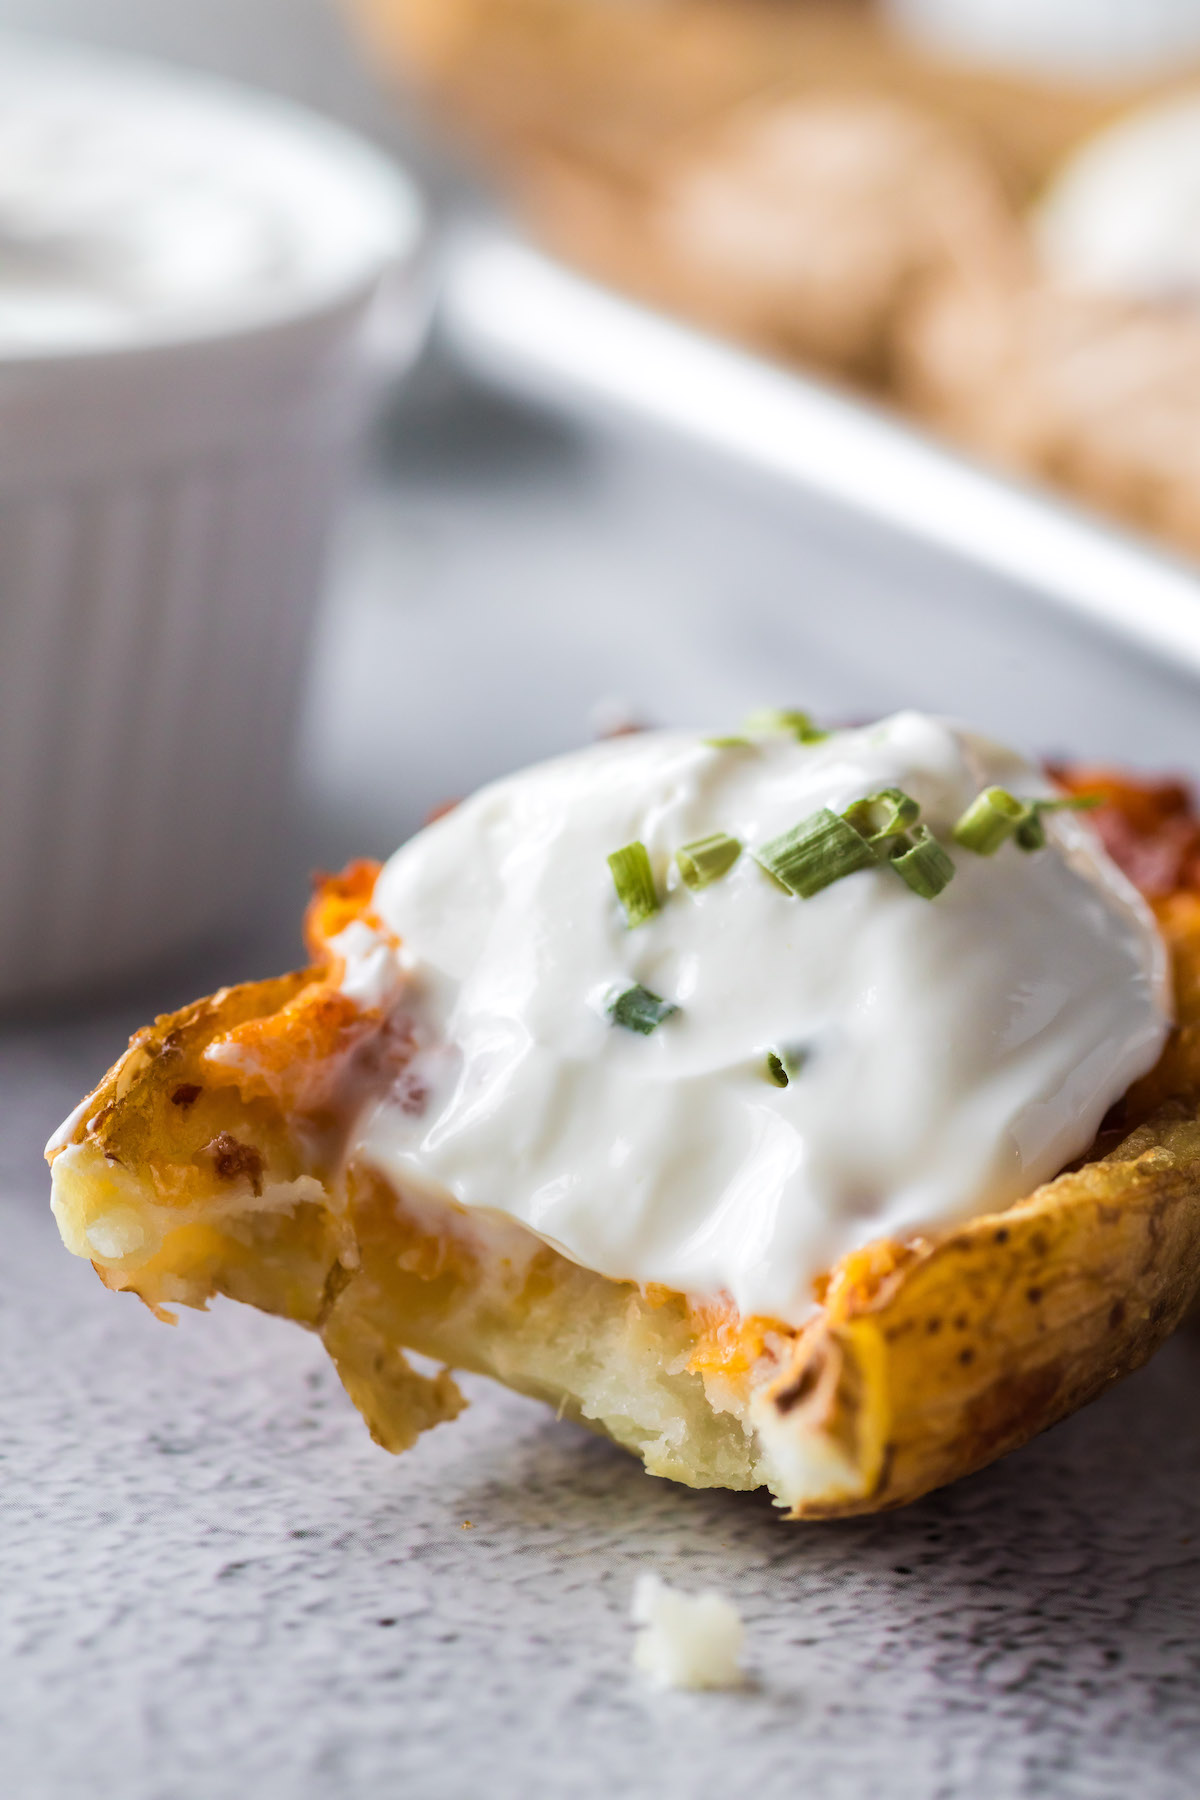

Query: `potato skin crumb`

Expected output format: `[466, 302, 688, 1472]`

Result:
[632, 1575, 745, 1691]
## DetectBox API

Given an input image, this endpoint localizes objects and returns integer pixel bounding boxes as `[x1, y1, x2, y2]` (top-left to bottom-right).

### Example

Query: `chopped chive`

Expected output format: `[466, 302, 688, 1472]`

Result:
[607, 984, 679, 1035]
[1016, 792, 1101, 851]
[1036, 793, 1105, 815]
[743, 706, 829, 745]
[955, 786, 1102, 858]
[1062, 793, 1102, 810]
[765, 1044, 809, 1087]
[677, 831, 742, 890]
[889, 825, 955, 899]
[952, 786, 1027, 855]
[1014, 799, 1101, 853]
[754, 808, 878, 898]
[1016, 793, 1105, 852]
[607, 841, 659, 927]
[842, 787, 920, 845]
[1016, 797, 1093, 851]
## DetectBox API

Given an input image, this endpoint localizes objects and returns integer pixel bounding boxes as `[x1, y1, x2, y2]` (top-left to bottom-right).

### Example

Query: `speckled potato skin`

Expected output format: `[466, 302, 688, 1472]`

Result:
[757, 1108, 1200, 1516]
[47, 971, 470, 1452]
[46, 920, 1200, 1516]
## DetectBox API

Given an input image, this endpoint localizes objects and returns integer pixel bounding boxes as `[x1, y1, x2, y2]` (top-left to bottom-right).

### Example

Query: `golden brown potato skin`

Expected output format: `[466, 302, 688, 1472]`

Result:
[349, 0, 1136, 202]
[895, 272, 1200, 559]
[760, 1106, 1200, 1516]
[346, 0, 1095, 391]
[47, 966, 470, 1445]
[46, 788, 1200, 1517]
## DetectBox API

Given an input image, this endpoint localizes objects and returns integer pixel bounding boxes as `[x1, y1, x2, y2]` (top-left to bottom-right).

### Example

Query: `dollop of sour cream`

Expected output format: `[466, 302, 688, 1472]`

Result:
[347, 714, 1170, 1326]
[1037, 95, 1200, 305]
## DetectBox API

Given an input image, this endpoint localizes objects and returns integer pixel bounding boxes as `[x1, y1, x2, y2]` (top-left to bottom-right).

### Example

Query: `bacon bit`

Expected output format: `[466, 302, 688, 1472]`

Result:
[170, 1083, 202, 1111]
[1048, 764, 1200, 898]
[1031, 764, 1200, 1117]
[1122, 887, 1200, 1112]
[203, 1132, 264, 1196]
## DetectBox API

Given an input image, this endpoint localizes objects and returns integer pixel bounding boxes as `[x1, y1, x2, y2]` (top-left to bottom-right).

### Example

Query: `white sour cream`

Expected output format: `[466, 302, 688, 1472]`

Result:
[347, 714, 1170, 1325]
[1037, 96, 1200, 304]
[0, 38, 417, 355]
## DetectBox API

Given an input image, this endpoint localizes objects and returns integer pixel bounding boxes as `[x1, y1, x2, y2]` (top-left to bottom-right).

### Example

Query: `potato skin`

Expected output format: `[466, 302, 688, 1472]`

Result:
[758, 1108, 1200, 1516]
[46, 837, 1200, 1517]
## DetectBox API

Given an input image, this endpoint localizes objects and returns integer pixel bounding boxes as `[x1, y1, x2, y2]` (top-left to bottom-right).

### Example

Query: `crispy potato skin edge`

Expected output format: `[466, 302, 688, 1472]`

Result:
[765, 1117, 1200, 1517]
[47, 972, 1200, 1519]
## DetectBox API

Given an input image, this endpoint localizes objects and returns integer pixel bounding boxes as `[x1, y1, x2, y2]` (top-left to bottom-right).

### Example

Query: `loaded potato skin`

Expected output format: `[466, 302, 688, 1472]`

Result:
[47, 770, 1200, 1516]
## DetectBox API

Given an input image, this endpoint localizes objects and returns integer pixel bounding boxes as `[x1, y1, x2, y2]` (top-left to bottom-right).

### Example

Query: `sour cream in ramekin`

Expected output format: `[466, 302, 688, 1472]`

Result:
[0, 35, 425, 1004]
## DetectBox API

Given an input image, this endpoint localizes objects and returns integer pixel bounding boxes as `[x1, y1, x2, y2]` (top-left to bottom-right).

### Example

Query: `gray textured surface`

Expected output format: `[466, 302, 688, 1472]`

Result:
[5, 8, 1200, 1794]
[7, 1020, 1200, 1800]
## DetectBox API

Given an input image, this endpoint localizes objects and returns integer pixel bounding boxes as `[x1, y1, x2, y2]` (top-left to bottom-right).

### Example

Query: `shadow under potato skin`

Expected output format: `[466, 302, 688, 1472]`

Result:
[424, 1325, 1200, 1700]
[10, 1169, 1200, 1800]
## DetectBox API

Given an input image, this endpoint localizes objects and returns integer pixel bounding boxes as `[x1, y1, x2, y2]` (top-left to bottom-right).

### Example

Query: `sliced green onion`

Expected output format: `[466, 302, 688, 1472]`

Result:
[607, 841, 659, 927]
[1015, 792, 1102, 851]
[754, 808, 878, 898]
[1018, 792, 1107, 852]
[765, 1044, 809, 1087]
[1036, 795, 1108, 824]
[607, 984, 679, 1035]
[952, 786, 1027, 855]
[889, 825, 955, 899]
[842, 787, 920, 845]
[743, 707, 829, 745]
[955, 786, 1102, 858]
[1036, 793, 1105, 815]
[677, 831, 742, 890]
[704, 735, 751, 749]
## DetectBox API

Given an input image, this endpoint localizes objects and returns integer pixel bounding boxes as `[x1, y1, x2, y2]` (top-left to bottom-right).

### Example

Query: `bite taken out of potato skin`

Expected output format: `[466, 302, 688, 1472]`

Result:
[46, 779, 1200, 1519]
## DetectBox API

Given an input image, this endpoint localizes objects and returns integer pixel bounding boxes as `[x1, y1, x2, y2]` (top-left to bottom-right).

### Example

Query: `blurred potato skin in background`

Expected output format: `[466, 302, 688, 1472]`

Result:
[897, 272, 1200, 562]
[347, 0, 1135, 197]
[348, 0, 1200, 559]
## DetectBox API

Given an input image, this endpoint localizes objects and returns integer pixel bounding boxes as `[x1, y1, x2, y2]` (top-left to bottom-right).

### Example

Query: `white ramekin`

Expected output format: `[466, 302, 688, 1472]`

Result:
[0, 37, 427, 1006]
